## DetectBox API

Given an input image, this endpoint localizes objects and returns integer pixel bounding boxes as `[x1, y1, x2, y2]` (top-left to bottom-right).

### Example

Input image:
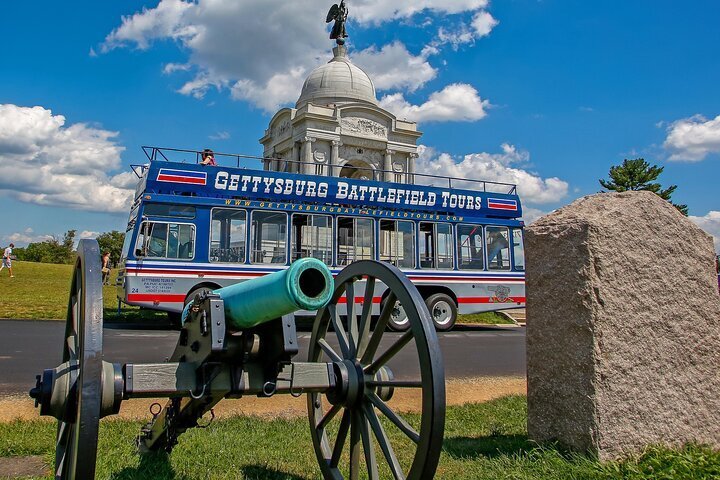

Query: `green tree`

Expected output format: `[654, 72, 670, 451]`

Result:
[96, 230, 125, 266]
[599, 158, 688, 215]
[21, 230, 76, 264]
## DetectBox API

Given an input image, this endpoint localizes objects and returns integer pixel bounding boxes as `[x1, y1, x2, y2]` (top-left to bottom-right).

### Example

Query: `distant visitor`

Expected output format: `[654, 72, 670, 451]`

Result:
[1, 243, 14, 278]
[200, 148, 216, 166]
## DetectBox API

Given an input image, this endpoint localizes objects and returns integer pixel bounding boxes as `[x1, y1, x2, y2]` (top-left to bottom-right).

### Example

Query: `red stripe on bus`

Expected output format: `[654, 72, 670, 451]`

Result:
[127, 294, 187, 303]
[337, 296, 383, 304]
[157, 175, 206, 185]
[457, 296, 526, 304]
[125, 269, 266, 277]
[408, 276, 524, 282]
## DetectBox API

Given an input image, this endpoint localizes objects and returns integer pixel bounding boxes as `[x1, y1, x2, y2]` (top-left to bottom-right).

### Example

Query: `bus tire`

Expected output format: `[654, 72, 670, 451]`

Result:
[185, 286, 214, 309]
[167, 311, 182, 329]
[425, 293, 457, 331]
[382, 295, 411, 331]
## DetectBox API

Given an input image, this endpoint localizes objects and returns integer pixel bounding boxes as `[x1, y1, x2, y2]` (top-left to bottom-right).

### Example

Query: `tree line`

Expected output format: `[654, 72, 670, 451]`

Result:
[13, 230, 125, 266]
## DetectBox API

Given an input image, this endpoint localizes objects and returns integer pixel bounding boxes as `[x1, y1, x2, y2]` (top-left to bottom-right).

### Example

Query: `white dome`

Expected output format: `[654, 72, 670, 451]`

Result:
[296, 45, 377, 107]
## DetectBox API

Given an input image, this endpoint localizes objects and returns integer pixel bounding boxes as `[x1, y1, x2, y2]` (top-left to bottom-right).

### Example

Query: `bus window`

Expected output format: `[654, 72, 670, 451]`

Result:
[419, 222, 453, 269]
[135, 221, 195, 259]
[121, 229, 133, 261]
[457, 224, 484, 270]
[486, 226, 511, 270]
[512, 228, 525, 271]
[337, 217, 374, 266]
[292, 214, 332, 263]
[210, 209, 247, 263]
[143, 204, 196, 219]
[380, 220, 415, 268]
[251, 211, 287, 264]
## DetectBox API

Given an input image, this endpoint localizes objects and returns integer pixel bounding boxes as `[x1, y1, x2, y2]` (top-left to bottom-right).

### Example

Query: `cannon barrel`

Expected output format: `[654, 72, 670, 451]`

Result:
[183, 257, 334, 330]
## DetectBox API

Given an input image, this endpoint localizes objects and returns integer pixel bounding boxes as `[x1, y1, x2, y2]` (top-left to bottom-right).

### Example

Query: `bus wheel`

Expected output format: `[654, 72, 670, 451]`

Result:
[425, 293, 457, 331]
[382, 295, 411, 331]
[167, 311, 182, 329]
[185, 286, 214, 310]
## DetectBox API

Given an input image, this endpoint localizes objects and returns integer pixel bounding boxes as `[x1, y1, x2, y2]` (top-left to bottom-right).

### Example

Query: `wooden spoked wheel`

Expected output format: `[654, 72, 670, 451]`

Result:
[308, 260, 446, 480]
[55, 239, 105, 479]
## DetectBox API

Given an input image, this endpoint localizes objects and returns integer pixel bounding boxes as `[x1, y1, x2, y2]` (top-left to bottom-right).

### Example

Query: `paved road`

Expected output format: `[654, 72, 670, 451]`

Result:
[0, 320, 525, 396]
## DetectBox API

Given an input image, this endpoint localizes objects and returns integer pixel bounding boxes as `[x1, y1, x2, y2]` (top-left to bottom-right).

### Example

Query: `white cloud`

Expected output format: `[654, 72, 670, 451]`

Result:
[689, 211, 720, 252]
[101, 0, 497, 115]
[470, 10, 498, 37]
[3, 228, 53, 246]
[0, 104, 132, 214]
[415, 143, 569, 204]
[380, 83, 490, 122]
[102, 0, 196, 51]
[79, 230, 100, 240]
[351, 0, 489, 24]
[230, 68, 308, 112]
[353, 42, 436, 92]
[664, 114, 720, 161]
[209, 131, 231, 141]
[521, 207, 548, 225]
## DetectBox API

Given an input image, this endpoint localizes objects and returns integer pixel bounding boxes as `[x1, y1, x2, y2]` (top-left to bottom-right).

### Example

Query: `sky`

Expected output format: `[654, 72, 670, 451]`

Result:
[1, 0, 719, 250]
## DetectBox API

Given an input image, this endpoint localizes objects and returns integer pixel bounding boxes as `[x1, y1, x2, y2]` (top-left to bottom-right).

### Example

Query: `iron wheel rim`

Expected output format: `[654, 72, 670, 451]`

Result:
[308, 260, 445, 480]
[55, 239, 104, 480]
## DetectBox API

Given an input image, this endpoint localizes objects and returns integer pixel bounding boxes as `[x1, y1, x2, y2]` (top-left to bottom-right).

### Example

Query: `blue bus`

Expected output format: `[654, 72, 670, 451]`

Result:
[117, 147, 525, 331]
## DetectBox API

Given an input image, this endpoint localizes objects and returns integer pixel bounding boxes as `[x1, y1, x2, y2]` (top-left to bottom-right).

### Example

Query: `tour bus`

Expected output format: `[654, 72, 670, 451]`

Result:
[117, 147, 526, 331]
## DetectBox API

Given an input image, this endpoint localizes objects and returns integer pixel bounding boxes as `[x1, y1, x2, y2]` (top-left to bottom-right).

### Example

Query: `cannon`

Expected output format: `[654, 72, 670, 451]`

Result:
[29, 239, 445, 479]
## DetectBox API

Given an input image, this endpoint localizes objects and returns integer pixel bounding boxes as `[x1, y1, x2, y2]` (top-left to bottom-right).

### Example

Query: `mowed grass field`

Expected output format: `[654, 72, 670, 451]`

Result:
[2, 396, 718, 480]
[0, 260, 512, 324]
[0, 261, 166, 322]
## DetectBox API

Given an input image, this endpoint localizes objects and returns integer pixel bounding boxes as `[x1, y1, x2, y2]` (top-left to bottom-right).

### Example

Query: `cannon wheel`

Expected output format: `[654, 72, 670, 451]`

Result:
[55, 239, 105, 479]
[308, 260, 445, 480]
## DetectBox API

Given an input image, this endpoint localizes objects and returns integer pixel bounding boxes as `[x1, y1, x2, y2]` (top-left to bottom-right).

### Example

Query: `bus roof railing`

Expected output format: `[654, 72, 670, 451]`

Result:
[141, 146, 518, 195]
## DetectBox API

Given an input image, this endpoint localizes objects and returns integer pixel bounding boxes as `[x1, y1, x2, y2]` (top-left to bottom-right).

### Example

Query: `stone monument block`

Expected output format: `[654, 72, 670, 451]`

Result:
[525, 190, 720, 460]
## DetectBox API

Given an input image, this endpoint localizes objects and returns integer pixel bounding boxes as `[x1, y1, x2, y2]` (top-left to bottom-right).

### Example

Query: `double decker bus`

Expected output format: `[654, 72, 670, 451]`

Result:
[117, 147, 525, 331]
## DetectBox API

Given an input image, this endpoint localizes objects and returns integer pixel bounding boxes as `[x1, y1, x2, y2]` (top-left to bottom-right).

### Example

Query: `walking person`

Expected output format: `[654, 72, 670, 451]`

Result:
[1, 243, 14, 277]
[101, 251, 111, 285]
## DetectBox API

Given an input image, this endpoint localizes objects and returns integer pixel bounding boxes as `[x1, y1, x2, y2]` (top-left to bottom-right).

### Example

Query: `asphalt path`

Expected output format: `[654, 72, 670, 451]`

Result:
[0, 320, 525, 396]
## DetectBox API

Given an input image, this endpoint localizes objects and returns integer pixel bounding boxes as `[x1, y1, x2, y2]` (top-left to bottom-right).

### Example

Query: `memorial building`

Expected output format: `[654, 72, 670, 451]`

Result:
[259, 43, 422, 184]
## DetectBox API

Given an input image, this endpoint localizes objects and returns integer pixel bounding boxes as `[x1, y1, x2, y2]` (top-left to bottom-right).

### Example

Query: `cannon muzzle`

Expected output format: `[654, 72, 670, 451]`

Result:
[183, 257, 334, 330]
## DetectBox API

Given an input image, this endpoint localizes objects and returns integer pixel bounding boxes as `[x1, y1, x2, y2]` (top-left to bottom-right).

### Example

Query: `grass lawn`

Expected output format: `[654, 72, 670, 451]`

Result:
[1, 396, 717, 479]
[0, 260, 514, 325]
[0, 261, 166, 323]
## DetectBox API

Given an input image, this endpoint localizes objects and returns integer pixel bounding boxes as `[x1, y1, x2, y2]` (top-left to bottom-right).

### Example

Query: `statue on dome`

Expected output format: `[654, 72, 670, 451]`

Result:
[326, 1, 349, 45]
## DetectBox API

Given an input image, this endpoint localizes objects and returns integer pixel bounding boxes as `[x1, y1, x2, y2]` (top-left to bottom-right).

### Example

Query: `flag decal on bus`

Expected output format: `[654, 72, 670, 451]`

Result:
[157, 169, 207, 185]
[487, 198, 518, 211]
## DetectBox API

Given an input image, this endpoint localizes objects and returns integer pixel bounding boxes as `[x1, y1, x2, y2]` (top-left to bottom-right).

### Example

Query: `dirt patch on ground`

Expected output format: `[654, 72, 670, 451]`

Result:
[0, 376, 526, 423]
[0, 456, 48, 478]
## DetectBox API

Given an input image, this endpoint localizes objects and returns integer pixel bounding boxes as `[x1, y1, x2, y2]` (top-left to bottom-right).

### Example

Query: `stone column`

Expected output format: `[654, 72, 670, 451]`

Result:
[302, 137, 316, 175]
[330, 140, 342, 177]
[291, 142, 300, 174]
[408, 153, 417, 184]
[383, 149, 394, 182]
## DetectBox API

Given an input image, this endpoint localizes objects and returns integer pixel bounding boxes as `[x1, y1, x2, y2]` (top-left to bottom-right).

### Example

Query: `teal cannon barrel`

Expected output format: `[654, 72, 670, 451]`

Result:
[182, 258, 334, 330]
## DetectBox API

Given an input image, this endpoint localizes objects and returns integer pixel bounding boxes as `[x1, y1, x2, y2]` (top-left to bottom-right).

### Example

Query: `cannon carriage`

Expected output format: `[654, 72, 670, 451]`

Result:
[30, 239, 446, 479]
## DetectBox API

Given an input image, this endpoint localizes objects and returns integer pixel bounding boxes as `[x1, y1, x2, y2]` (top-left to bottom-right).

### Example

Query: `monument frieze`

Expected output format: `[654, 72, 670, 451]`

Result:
[341, 117, 387, 139]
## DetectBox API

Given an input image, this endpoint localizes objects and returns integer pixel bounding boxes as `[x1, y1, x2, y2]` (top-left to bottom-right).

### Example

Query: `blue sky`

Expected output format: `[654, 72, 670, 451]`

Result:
[1, 0, 719, 249]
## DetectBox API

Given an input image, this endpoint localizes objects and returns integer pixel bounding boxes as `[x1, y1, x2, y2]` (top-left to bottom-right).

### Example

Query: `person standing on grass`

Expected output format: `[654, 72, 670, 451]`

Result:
[101, 251, 111, 285]
[1, 243, 14, 277]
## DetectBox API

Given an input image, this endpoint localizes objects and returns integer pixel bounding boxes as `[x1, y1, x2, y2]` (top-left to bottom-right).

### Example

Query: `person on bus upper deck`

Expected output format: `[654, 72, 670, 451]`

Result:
[200, 148, 216, 166]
